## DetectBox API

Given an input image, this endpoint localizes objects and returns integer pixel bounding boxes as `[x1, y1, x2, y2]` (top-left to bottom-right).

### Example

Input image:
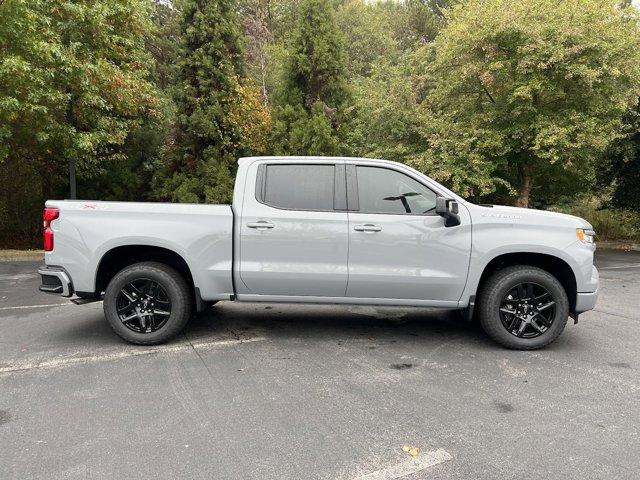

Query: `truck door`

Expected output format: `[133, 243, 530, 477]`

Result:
[238, 160, 349, 297]
[345, 164, 471, 303]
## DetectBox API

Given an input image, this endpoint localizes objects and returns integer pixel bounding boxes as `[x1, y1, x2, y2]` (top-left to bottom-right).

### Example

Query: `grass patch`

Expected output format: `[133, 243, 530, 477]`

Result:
[0, 249, 44, 261]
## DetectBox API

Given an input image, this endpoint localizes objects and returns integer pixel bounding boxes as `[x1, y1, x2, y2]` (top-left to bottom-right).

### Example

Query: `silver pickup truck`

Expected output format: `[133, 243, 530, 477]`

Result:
[38, 156, 598, 349]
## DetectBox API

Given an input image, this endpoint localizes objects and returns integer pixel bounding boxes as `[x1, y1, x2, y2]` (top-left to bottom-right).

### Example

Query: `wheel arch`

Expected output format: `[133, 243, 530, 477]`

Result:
[474, 252, 578, 313]
[94, 245, 197, 303]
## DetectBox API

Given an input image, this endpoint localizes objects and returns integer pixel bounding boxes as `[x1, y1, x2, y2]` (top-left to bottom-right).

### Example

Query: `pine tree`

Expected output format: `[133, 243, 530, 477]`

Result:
[270, 0, 349, 156]
[161, 0, 247, 203]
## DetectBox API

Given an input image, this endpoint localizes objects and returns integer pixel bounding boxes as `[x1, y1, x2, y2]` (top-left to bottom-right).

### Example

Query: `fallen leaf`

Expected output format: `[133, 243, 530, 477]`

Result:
[402, 445, 419, 457]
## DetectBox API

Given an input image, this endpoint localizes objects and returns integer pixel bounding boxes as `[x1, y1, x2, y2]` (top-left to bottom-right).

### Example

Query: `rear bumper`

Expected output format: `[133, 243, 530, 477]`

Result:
[575, 290, 598, 314]
[38, 266, 73, 297]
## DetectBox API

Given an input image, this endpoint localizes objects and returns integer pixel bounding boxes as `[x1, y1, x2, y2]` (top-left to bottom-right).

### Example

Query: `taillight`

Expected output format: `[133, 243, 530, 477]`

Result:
[43, 207, 59, 252]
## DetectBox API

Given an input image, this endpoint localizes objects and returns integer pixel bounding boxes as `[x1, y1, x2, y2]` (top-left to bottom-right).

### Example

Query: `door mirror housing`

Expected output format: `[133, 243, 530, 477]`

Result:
[435, 197, 460, 227]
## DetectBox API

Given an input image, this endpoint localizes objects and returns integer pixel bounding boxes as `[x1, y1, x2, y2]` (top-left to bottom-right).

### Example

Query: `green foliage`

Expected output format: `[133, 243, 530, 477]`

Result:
[390, 0, 449, 50]
[280, 0, 347, 107]
[0, 0, 158, 246]
[552, 196, 640, 242]
[336, 0, 397, 78]
[347, 60, 423, 160]
[147, 0, 185, 90]
[155, 0, 247, 204]
[1, 0, 156, 173]
[600, 103, 640, 211]
[416, 0, 640, 206]
[270, 0, 349, 155]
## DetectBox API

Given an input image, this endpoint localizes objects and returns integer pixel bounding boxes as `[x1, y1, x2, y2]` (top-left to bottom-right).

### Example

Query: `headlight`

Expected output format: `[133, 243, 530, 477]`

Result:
[576, 228, 596, 244]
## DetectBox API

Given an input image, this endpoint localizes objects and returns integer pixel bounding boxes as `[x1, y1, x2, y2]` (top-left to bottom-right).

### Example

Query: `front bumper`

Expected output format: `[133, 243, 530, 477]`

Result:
[38, 266, 73, 297]
[575, 290, 598, 314]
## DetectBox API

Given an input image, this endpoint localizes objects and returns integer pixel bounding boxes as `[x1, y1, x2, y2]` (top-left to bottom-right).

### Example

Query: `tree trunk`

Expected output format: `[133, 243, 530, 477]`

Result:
[516, 165, 533, 208]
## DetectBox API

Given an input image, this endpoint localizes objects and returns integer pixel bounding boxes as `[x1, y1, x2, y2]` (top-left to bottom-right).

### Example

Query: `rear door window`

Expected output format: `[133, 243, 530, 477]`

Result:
[261, 164, 335, 211]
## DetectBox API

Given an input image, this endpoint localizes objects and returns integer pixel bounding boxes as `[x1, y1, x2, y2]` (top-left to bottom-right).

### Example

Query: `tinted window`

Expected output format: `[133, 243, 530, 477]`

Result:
[263, 164, 335, 211]
[356, 166, 437, 215]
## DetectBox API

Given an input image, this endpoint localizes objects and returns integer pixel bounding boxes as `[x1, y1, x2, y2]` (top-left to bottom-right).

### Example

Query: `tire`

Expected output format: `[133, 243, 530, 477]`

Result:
[477, 265, 569, 350]
[103, 262, 192, 345]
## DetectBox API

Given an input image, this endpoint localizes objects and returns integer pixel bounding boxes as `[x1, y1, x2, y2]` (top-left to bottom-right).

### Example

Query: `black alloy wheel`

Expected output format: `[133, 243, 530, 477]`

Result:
[116, 278, 172, 334]
[499, 282, 556, 338]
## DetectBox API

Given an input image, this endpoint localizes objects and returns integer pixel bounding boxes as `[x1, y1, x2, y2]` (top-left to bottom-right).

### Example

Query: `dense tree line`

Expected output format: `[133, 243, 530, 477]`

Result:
[1, 0, 640, 247]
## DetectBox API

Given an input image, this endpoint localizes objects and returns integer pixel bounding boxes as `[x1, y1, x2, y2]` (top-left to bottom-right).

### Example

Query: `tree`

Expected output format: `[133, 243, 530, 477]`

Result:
[81, 0, 186, 204]
[156, 0, 270, 204]
[600, 102, 640, 211]
[240, 0, 274, 106]
[391, 0, 450, 50]
[336, 0, 397, 78]
[0, 0, 157, 246]
[147, 0, 186, 91]
[416, 0, 640, 206]
[269, 0, 349, 155]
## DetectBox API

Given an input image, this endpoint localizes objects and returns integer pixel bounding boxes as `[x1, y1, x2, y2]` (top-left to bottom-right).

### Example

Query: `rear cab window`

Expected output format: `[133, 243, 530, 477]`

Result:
[256, 163, 345, 211]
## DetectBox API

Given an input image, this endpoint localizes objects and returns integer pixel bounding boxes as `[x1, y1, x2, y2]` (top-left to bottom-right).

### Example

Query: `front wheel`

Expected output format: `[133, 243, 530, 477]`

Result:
[477, 266, 569, 350]
[103, 262, 192, 345]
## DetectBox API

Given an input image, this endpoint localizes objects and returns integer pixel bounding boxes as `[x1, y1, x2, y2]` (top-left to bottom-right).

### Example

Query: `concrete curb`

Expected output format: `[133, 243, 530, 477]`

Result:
[598, 241, 640, 252]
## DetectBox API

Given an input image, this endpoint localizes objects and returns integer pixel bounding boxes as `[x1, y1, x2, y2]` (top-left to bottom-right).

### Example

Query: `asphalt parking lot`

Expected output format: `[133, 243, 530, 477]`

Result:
[1, 249, 638, 480]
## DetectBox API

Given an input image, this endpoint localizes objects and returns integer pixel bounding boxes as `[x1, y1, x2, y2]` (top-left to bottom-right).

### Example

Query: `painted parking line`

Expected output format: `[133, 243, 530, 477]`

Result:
[0, 303, 70, 311]
[353, 448, 453, 480]
[0, 336, 267, 374]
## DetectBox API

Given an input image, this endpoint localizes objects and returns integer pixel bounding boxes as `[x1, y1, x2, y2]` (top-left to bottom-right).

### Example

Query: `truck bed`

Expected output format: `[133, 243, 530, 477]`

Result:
[43, 200, 234, 300]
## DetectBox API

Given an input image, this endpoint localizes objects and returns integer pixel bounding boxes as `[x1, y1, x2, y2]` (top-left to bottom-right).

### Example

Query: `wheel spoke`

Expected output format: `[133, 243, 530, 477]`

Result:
[538, 301, 555, 312]
[530, 318, 545, 333]
[148, 281, 157, 299]
[500, 307, 517, 315]
[117, 303, 135, 315]
[526, 283, 534, 300]
[535, 312, 552, 327]
[508, 316, 520, 331]
[121, 312, 138, 323]
[516, 284, 525, 300]
[128, 282, 143, 297]
[153, 309, 170, 316]
[516, 321, 527, 337]
[121, 289, 135, 302]
[535, 292, 550, 302]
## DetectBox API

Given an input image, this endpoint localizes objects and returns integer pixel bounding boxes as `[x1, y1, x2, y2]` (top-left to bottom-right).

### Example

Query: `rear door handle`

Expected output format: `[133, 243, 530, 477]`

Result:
[247, 221, 275, 229]
[354, 224, 382, 232]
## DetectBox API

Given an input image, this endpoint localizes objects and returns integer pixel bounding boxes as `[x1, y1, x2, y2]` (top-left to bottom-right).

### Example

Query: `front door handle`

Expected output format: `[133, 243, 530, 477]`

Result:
[247, 221, 275, 229]
[354, 224, 382, 232]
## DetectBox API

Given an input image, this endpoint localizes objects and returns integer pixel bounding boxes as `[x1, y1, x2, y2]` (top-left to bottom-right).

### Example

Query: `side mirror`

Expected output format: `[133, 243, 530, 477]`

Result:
[435, 197, 460, 227]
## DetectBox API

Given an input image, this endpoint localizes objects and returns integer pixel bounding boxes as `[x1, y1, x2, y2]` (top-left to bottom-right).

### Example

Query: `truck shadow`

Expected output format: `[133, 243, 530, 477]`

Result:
[185, 302, 493, 349]
[47, 300, 580, 352]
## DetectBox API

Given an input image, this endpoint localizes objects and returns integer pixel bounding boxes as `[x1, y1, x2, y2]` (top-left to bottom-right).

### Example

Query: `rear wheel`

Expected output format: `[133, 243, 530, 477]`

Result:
[478, 266, 569, 350]
[103, 262, 192, 345]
